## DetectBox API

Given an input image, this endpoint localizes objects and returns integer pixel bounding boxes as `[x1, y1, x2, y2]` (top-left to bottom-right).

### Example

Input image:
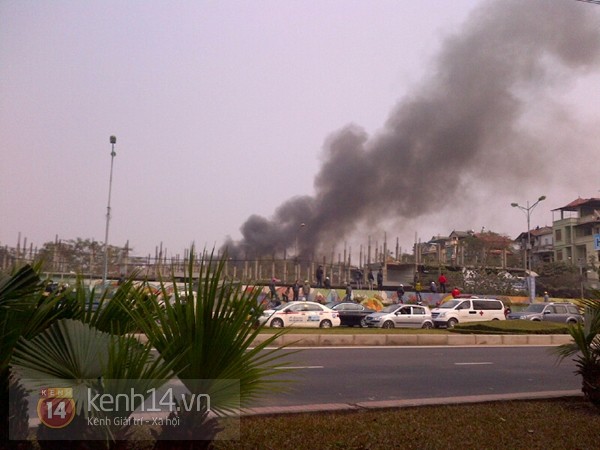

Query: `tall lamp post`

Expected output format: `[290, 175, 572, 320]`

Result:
[511, 195, 546, 302]
[102, 136, 117, 286]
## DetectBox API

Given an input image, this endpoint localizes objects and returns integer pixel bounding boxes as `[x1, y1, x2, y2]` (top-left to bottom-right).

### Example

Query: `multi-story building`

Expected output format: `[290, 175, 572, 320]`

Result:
[552, 197, 600, 288]
[514, 226, 554, 269]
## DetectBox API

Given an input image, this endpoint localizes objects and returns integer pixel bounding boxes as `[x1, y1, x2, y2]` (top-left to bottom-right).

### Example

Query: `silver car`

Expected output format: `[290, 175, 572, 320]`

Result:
[506, 302, 583, 324]
[365, 304, 433, 329]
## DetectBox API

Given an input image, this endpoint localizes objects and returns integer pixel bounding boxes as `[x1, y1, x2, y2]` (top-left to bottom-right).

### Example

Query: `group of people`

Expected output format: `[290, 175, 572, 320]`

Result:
[269, 277, 328, 305]
[411, 272, 461, 304]
[268, 269, 463, 307]
[314, 265, 332, 289]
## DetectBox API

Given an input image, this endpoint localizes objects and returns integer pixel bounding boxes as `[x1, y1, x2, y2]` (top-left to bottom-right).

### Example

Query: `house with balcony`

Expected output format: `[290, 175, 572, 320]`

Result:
[552, 197, 600, 288]
[514, 226, 554, 269]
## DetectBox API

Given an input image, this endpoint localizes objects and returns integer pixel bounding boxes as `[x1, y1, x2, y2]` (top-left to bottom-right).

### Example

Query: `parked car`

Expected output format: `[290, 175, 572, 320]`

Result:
[431, 297, 506, 328]
[364, 304, 433, 329]
[258, 301, 341, 328]
[506, 302, 583, 324]
[325, 302, 376, 327]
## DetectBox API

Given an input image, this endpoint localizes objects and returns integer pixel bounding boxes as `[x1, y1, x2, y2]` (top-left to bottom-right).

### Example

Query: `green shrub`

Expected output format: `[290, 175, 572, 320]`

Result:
[451, 320, 569, 334]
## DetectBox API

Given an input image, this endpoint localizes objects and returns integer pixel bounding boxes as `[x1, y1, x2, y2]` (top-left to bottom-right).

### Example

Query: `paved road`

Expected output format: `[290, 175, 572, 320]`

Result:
[251, 346, 580, 408]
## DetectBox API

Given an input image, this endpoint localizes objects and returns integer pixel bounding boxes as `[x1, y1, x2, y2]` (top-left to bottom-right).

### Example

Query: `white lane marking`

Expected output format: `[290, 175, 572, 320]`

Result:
[275, 366, 324, 369]
[454, 362, 493, 365]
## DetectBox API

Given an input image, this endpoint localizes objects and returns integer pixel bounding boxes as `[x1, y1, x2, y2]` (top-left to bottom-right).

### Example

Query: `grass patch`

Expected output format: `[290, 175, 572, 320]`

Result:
[215, 397, 600, 450]
[452, 320, 570, 334]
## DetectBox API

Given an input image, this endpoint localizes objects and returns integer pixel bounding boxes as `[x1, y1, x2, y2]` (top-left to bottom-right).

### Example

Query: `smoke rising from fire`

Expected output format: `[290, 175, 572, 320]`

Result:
[223, 0, 600, 259]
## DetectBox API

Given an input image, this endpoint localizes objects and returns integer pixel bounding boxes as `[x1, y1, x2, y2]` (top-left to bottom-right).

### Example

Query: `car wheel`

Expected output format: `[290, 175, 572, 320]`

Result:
[492, 318, 499, 321]
[319, 319, 332, 328]
[447, 318, 458, 329]
[382, 320, 394, 329]
[360, 318, 368, 328]
[270, 318, 284, 328]
[567, 319, 577, 325]
[421, 321, 433, 329]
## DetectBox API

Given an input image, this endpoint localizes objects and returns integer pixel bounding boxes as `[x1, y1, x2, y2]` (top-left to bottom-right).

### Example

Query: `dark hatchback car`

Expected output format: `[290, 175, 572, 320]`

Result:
[326, 302, 376, 327]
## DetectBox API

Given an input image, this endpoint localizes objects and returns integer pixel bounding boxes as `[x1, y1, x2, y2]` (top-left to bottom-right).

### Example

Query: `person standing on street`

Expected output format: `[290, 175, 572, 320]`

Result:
[345, 282, 353, 302]
[367, 269, 375, 290]
[292, 280, 300, 301]
[438, 273, 448, 293]
[415, 280, 423, 304]
[377, 268, 384, 290]
[316, 265, 324, 288]
[303, 280, 311, 301]
[269, 278, 278, 300]
[396, 284, 405, 303]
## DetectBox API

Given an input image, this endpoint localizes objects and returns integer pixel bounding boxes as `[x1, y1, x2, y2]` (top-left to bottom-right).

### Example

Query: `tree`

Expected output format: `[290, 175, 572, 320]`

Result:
[536, 262, 580, 298]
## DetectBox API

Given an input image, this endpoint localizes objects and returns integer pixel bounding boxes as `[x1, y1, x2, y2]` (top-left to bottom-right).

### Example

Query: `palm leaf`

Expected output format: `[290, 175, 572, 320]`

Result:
[12, 318, 178, 441]
[127, 247, 297, 417]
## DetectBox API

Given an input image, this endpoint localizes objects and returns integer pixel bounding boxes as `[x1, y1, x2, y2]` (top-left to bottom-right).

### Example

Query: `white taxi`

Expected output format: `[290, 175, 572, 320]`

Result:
[259, 301, 341, 328]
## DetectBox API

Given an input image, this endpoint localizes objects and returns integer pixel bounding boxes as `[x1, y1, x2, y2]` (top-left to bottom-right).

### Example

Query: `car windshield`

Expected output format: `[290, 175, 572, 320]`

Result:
[380, 305, 399, 313]
[439, 300, 461, 309]
[523, 304, 546, 313]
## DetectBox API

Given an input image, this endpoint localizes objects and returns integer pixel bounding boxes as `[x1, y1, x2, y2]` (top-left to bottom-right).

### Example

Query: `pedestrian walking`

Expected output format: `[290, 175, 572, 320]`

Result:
[430, 281, 437, 293]
[367, 269, 375, 290]
[324, 277, 331, 289]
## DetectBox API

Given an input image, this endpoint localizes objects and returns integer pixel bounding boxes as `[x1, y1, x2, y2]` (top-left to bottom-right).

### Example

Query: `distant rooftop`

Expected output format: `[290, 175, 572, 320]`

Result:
[553, 197, 600, 211]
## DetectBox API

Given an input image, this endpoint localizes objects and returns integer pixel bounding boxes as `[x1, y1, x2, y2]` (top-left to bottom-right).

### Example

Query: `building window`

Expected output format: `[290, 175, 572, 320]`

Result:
[556, 249, 563, 261]
[555, 229, 562, 242]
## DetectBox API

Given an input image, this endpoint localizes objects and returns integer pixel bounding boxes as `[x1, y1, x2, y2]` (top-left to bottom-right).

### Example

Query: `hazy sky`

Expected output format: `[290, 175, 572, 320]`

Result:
[2, 0, 600, 259]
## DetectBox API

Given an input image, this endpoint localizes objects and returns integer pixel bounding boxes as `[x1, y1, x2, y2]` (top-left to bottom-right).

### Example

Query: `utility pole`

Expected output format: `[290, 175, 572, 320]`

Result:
[102, 136, 117, 287]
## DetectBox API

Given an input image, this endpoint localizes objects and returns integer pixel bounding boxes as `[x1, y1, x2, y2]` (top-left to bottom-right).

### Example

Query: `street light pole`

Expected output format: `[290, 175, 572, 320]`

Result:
[511, 195, 546, 303]
[102, 136, 117, 287]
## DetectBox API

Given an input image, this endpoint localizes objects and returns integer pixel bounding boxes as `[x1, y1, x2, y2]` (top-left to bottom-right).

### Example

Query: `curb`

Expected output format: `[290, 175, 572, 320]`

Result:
[242, 390, 583, 416]
[251, 333, 573, 347]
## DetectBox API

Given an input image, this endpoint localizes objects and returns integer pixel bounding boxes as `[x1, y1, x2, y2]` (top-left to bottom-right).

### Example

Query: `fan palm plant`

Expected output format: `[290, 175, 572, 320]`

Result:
[1, 263, 64, 446]
[126, 248, 295, 448]
[4, 265, 176, 449]
[554, 298, 600, 408]
[12, 318, 178, 447]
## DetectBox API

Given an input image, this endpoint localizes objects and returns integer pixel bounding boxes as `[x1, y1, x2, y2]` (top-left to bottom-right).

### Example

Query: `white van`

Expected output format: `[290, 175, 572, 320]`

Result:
[431, 297, 506, 328]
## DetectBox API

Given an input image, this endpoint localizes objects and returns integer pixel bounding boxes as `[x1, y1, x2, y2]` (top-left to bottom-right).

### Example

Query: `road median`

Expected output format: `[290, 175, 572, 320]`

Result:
[252, 333, 573, 347]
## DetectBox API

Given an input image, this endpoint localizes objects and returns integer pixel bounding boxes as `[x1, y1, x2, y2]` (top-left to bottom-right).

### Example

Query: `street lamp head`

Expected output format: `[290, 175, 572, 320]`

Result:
[110, 135, 116, 144]
[538, 195, 546, 202]
[510, 203, 518, 207]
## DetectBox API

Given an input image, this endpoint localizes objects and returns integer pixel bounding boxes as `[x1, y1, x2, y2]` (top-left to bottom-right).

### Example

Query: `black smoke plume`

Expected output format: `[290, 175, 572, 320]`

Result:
[223, 0, 600, 259]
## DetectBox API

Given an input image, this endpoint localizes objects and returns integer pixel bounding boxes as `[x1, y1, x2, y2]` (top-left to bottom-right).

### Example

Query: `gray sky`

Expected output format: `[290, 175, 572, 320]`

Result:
[2, 0, 600, 259]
